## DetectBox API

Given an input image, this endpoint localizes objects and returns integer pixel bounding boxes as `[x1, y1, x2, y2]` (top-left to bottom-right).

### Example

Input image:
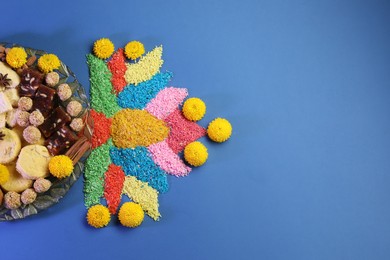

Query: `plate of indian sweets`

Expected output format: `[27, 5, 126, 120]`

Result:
[0, 43, 92, 221]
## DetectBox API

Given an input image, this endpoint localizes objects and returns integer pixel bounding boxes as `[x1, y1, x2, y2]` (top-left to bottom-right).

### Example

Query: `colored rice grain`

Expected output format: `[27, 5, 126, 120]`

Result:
[110, 146, 169, 193]
[164, 109, 206, 153]
[84, 139, 113, 207]
[90, 109, 112, 149]
[122, 176, 161, 221]
[124, 46, 164, 85]
[146, 87, 188, 120]
[104, 164, 125, 214]
[87, 54, 121, 117]
[111, 109, 169, 148]
[107, 48, 127, 94]
[148, 141, 191, 177]
[117, 72, 173, 109]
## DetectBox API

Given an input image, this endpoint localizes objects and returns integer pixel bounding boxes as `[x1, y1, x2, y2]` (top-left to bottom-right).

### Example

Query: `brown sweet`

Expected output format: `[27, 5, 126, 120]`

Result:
[32, 84, 57, 117]
[45, 125, 78, 155]
[18, 68, 43, 97]
[39, 106, 71, 138]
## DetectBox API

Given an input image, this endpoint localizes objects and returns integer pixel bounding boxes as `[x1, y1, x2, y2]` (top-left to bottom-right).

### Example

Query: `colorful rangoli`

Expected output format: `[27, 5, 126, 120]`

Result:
[84, 38, 232, 228]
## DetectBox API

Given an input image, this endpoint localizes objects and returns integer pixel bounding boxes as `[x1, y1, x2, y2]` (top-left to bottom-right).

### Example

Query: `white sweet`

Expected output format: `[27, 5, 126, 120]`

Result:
[0, 113, 5, 128]
[0, 92, 12, 114]
[6, 108, 19, 127]
[4, 88, 20, 107]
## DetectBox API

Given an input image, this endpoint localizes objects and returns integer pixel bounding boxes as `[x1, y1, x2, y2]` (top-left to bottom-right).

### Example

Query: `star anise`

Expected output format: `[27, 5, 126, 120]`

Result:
[0, 131, 5, 141]
[0, 73, 11, 87]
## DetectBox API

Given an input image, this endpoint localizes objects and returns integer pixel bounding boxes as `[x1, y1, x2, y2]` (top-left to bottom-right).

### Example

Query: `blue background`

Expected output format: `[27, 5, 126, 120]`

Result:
[1, 0, 390, 259]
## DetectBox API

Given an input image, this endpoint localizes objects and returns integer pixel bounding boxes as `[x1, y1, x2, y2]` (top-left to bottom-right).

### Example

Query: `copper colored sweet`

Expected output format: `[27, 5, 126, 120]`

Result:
[32, 84, 57, 117]
[45, 125, 78, 155]
[19, 68, 43, 97]
[39, 107, 71, 138]
[20, 68, 43, 85]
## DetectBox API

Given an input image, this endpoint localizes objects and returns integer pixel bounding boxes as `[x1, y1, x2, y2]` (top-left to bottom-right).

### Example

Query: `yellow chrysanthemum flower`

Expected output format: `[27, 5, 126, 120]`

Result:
[207, 118, 232, 143]
[0, 164, 10, 185]
[6, 47, 27, 69]
[38, 54, 61, 73]
[87, 205, 111, 228]
[118, 202, 144, 228]
[93, 38, 115, 59]
[48, 155, 74, 179]
[124, 41, 145, 60]
[182, 97, 206, 121]
[184, 141, 208, 167]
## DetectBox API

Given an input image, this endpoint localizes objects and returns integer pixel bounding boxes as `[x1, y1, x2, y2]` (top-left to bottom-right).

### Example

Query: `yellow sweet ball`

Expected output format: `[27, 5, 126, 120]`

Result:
[93, 38, 115, 59]
[87, 205, 111, 228]
[6, 47, 27, 69]
[0, 164, 10, 185]
[37, 54, 61, 73]
[184, 141, 208, 167]
[182, 97, 206, 121]
[124, 41, 145, 60]
[207, 118, 232, 143]
[118, 202, 144, 228]
[48, 155, 74, 179]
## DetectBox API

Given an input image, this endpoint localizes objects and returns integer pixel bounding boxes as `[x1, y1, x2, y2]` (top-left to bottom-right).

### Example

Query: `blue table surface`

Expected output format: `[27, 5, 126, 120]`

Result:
[1, 0, 390, 259]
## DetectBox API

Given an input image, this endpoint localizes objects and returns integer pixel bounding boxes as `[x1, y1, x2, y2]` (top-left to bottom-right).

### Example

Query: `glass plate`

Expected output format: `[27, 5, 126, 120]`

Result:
[0, 43, 92, 221]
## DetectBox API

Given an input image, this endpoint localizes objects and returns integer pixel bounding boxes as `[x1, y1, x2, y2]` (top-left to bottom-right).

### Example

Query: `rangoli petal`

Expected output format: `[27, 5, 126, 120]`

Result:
[148, 141, 191, 177]
[146, 87, 188, 120]
[164, 109, 206, 153]
[122, 176, 161, 221]
[107, 48, 127, 94]
[87, 54, 121, 117]
[109, 146, 169, 193]
[117, 72, 172, 109]
[124, 46, 163, 85]
[84, 139, 113, 208]
[90, 109, 112, 149]
[104, 164, 125, 215]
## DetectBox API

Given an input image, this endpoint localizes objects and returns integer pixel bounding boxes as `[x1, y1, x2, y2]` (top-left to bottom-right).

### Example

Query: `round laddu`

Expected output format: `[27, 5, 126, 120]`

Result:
[45, 72, 59, 87]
